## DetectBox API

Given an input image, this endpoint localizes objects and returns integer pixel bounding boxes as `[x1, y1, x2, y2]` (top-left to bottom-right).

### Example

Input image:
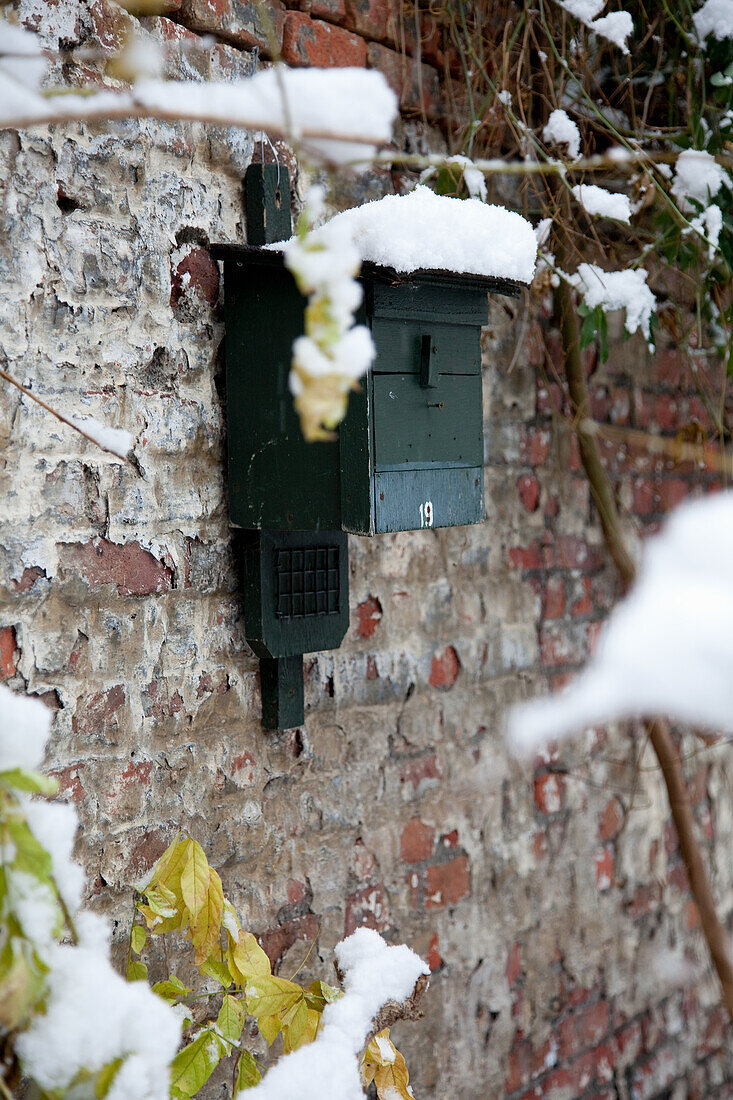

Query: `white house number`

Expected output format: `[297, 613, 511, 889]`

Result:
[419, 500, 434, 528]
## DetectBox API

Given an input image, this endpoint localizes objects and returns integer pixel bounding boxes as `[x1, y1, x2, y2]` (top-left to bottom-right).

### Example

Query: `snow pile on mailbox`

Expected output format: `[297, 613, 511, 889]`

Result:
[314, 186, 537, 284]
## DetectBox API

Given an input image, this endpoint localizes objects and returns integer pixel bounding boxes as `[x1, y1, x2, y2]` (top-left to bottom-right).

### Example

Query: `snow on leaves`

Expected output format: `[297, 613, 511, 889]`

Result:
[132, 834, 425, 1098]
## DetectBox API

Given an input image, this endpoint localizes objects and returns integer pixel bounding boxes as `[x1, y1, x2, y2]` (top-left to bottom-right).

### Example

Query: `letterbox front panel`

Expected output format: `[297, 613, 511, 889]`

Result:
[374, 467, 484, 532]
[372, 373, 483, 468]
[371, 319, 481, 375]
[225, 260, 342, 532]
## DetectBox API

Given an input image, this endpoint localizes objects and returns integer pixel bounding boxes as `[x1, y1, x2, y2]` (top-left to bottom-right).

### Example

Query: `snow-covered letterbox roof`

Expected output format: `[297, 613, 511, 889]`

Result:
[214, 186, 536, 292]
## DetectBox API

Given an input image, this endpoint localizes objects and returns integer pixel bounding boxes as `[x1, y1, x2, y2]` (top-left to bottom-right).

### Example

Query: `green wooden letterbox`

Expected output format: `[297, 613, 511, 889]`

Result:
[213, 165, 521, 729]
[214, 249, 519, 535]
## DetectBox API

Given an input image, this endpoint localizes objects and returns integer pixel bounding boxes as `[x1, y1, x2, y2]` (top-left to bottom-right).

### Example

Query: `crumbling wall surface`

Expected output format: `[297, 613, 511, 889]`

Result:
[1, 2, 732, 1097]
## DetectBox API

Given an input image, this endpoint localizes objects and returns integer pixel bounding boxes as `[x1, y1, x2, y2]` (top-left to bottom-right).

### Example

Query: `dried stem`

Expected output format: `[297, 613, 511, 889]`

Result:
[555, 220, 733, 1025]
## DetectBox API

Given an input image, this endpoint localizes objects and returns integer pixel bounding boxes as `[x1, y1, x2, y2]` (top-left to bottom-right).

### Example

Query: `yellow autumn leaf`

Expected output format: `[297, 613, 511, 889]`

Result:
[190, 866, 223, 966]
[255, 1012, 282, 1046]
[228, 930, 271, 987]
[222, 899, 241, 944]
[180, 840, 210, 925]
[246, 974, 302, 1021]
[147, 835, 189, 895]
[282, 1001, 321, 1053]
[361, 1029, 412, 1100]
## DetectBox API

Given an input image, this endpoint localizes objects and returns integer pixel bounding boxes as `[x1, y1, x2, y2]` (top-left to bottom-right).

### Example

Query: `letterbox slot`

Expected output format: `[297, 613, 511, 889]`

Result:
[371, 319, 481, 376]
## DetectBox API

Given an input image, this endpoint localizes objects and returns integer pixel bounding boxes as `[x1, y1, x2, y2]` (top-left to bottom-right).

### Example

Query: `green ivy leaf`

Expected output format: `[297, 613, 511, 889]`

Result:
[169, 1029, 226, 1097]
[152, 974, 191, 1003]
[305, 979, 341, 1012]
[579, 309, 598, 351]
[6, 819, 53, 881]
[233, 1050, 261, 1094]
[217, 994, 246, 1045]
[198, 957, 233, 988]
[126, 960, 148, 982]
[130, 925, 146, 955]
[0, 769, 59, 796]
[95, 1057, 124, 1098]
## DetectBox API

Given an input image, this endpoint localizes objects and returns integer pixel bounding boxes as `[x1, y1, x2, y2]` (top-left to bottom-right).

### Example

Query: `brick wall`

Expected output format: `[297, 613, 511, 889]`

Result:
[1, 1, 732, 1096]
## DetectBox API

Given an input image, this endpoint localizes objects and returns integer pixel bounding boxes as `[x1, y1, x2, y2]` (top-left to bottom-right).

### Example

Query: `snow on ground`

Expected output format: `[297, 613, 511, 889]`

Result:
[671, 149, 731, 210]
[507, 492, 733, 754]
[543, 109, 581, 160]
[571, 183, 631, 222]
[247, 929, 429, 1100]
[557, 0, 633, 52]
[693, 0, 733, 40]
[306, 186, 537, 284]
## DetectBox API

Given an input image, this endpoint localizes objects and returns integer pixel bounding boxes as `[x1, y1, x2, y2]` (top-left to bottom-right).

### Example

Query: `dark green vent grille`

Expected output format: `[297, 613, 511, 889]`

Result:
[275, 546, 340, 619]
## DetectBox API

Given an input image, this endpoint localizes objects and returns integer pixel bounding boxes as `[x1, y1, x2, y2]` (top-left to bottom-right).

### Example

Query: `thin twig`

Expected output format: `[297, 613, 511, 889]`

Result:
[0, 367, 132, 462]
[579, 419, 733, 476]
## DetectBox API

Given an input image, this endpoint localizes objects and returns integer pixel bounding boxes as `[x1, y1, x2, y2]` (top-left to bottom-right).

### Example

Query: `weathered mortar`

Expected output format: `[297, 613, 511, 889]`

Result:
[1, 1, 732, 1096]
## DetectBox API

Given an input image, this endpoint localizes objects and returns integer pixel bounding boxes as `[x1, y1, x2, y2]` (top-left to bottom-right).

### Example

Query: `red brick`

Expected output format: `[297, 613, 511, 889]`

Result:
[427, 931, 442, 971]
[634, 390, 679, 431]
[231, 751, 256, 785]
[142, 680, 184, 721]
[425, 855, 470, 908]
[344, 0, 396, 40]
[12, 566, 45, 593]
[366, 41, 441, 116]
[542, 575, 565, 619]
[429, 645, 460, 689]
[399, 753, 440, 790]
[282, 12, 366, 66]
[506, 941, 522, 987]
[171, 247, 219, 308]
[517, 474, 540, 512]
[72, 685, 126, 737]
[520, 426, 552, 466]
[559, 1000, 611, 1058]
[296, 0, 347, 24]
[118, 760, 153, 789]
[595, 846, 614, 891]
[505, 1037, 532, 1093]
[534, 773, 564, 815]
[366, 655, 379, 680]
[400, 817, 434, 863]
[260, 913, 319, 970]
[128, 829, 169, 881]
[355, 595, 382, 638]
[0, 626, 18, 680]
[60, 539, 173, 596]
[180, 0, 285, 54]
[509, 541, 544, 570]
[598, 797, 623, 840]
[344, 883, 391, 934]
[654, 348, 683, 387]
[658, 478, 689, 511]
[50, 764, 86, 804]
